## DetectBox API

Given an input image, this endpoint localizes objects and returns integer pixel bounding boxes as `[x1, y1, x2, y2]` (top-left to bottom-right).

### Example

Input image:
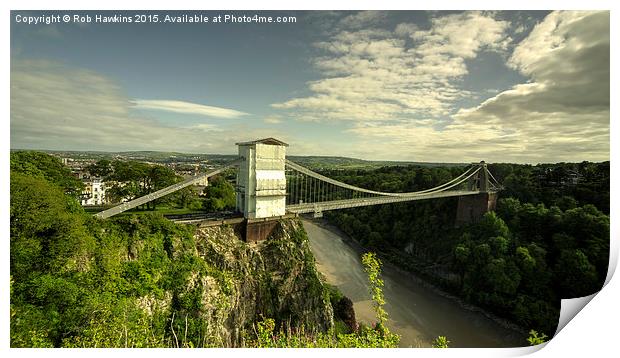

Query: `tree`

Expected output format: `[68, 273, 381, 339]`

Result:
[480, 258, 521, 309]
[554, 249, 599, 297]
[367, 232, 384, 249]
[168, 186, 198, 209]
[201, 176, 236, 212]
[10, 151, 84, 197]
[107, 160, 178, 210]
[471, 212, 510, 242]
[11, 169, 97, 347]
[361, 252, 388, 328]
[554, 196, 578, 211]
[107, 160, 149, 203]
[561, 205, 609, 281]
[86, 159, 112, 178]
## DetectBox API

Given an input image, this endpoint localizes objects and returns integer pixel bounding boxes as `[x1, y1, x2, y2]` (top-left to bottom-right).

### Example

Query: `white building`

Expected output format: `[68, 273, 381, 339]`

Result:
[236, 138, 288, 219]
[81, 178, 107, 206]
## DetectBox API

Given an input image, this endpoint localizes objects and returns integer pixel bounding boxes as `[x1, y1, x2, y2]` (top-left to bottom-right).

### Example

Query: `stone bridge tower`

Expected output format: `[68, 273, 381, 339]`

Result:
[236, 138, 288, 242]
[455, 161, 498, 226]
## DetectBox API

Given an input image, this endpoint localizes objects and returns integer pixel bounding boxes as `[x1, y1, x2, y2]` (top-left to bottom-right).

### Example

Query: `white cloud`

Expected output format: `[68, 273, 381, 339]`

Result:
[273, 11, 608, 163]
[339, 11, 388, 30]
[191, 123, 222, 132]
[411, 12, 509, 58]
[394, 23, 418, 37]
[449, 10, 609, 163]
[10, 59, 263, 153]
[8, 58, 355, 159]
[133, 99, 248, 119]
[272, 11, 509, 122]
[264, 115, 283, 124]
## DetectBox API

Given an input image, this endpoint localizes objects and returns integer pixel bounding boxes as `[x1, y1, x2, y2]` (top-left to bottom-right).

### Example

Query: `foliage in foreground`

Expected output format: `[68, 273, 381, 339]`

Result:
[247, 318, 399, 348]
[431, 336, 450, 348]
[527, 330, 548, 346]
[362, 252, 389, 327]
[10, 151, 399, 348]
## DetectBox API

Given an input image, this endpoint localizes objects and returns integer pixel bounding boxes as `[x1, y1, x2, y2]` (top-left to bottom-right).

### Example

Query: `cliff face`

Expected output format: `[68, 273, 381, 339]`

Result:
[167, 218, 334, 346]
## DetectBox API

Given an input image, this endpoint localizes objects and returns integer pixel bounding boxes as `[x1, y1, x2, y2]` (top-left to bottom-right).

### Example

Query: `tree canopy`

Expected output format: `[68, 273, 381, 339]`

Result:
[323, 161, 609, 337]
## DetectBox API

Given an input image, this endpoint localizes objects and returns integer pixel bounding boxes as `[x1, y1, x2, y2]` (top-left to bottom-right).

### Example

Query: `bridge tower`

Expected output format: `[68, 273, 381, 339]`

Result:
[456, 161, 497, 226]
[236, 138, 288, 242]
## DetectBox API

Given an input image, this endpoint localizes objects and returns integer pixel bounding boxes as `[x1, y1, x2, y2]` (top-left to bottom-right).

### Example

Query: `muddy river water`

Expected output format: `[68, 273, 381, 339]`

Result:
[303, 219, 526, 348]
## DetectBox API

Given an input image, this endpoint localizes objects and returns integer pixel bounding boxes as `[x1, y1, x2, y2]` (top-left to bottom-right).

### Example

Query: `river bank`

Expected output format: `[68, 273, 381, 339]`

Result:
[302, 218, 527, 348]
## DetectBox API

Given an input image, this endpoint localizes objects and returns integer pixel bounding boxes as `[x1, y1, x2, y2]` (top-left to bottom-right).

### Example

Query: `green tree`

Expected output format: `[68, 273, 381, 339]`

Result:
[471, 212, 510, 242]
[202, 176, 236, 212]
[554, 196, 578, 211]
[562, 205, 609, 282]
[361, 252, 388, 327]
[107, 160, 178, 210]
[554, 249, 599, 297]
[86, 159, 112, 178]
[11, 167, 97, 347]
[169, 186, 197, 209]
[10, 151, 84, 197]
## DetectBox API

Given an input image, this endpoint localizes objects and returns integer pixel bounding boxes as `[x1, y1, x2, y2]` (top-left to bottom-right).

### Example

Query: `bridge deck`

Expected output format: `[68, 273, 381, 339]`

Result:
[95, 159, 241, 219]
[286, 190, 481, 214]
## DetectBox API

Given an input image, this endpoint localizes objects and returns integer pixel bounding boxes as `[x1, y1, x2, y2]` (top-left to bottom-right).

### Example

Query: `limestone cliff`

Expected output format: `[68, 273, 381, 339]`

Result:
[158, 218, 334, 347]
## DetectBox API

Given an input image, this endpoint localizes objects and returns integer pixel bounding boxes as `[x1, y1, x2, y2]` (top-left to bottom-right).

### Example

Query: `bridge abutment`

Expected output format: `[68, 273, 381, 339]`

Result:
[238, 214, 298, 242]
[455, 192, 497, 226]
[243, 219, 279, 243]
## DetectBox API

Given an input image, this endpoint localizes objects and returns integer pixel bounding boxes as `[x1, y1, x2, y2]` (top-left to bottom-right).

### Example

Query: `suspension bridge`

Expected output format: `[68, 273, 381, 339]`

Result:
[95, 138, 501, 241]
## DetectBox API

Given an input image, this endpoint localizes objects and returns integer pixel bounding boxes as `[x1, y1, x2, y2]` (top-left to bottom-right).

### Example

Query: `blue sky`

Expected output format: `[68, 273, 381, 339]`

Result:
[10, 10, 609, 163]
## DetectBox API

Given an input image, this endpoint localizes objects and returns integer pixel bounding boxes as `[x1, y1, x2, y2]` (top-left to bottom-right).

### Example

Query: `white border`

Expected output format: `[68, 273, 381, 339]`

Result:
[3, 1, 617, 357]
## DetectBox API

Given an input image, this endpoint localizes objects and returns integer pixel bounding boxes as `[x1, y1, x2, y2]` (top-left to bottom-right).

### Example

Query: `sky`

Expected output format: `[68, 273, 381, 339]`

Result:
[9, 10, 610, 163]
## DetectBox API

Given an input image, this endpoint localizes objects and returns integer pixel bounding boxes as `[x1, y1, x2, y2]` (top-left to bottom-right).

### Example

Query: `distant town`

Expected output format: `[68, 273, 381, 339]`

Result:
[33, 150, 232, 206]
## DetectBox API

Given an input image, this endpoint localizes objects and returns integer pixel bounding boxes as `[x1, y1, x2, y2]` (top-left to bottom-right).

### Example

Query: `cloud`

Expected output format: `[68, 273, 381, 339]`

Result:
[191, 123, 222, 132]
[8, 58, 352, 159]
[394, 23, 418, 37]
[9, 59, 264, 153]
[411, 12, 510, 58]
[11, 11, 608, 164]
[273, 11, 608, 163]
[133, 99, 248, 119]
[272, 11, 509, 122]
[264, 115, 283, 124]
[339, 11, 388, 30]
[450, 10, 609, 162]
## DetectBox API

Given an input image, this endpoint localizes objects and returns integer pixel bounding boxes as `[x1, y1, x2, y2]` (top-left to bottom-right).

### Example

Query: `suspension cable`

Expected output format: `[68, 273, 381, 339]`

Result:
[285, 159, 478, 197]
[486, 167, 502, 188]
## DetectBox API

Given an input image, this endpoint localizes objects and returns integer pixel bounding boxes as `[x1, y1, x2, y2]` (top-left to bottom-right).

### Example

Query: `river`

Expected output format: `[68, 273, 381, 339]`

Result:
[303, 219, 526, 348]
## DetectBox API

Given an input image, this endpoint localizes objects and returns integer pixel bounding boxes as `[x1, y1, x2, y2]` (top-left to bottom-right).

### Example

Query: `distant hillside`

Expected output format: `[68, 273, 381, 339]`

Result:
[11, 149, 465, 168]
[288, 155, 466, 170]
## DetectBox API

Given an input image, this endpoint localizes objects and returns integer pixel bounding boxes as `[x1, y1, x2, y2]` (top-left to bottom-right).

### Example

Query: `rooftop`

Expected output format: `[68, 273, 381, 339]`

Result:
[235, 137, 289, 147]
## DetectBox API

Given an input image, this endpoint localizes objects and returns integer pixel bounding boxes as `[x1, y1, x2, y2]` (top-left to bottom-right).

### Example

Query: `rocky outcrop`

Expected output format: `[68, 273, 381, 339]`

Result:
[167, 218, 334, 346]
